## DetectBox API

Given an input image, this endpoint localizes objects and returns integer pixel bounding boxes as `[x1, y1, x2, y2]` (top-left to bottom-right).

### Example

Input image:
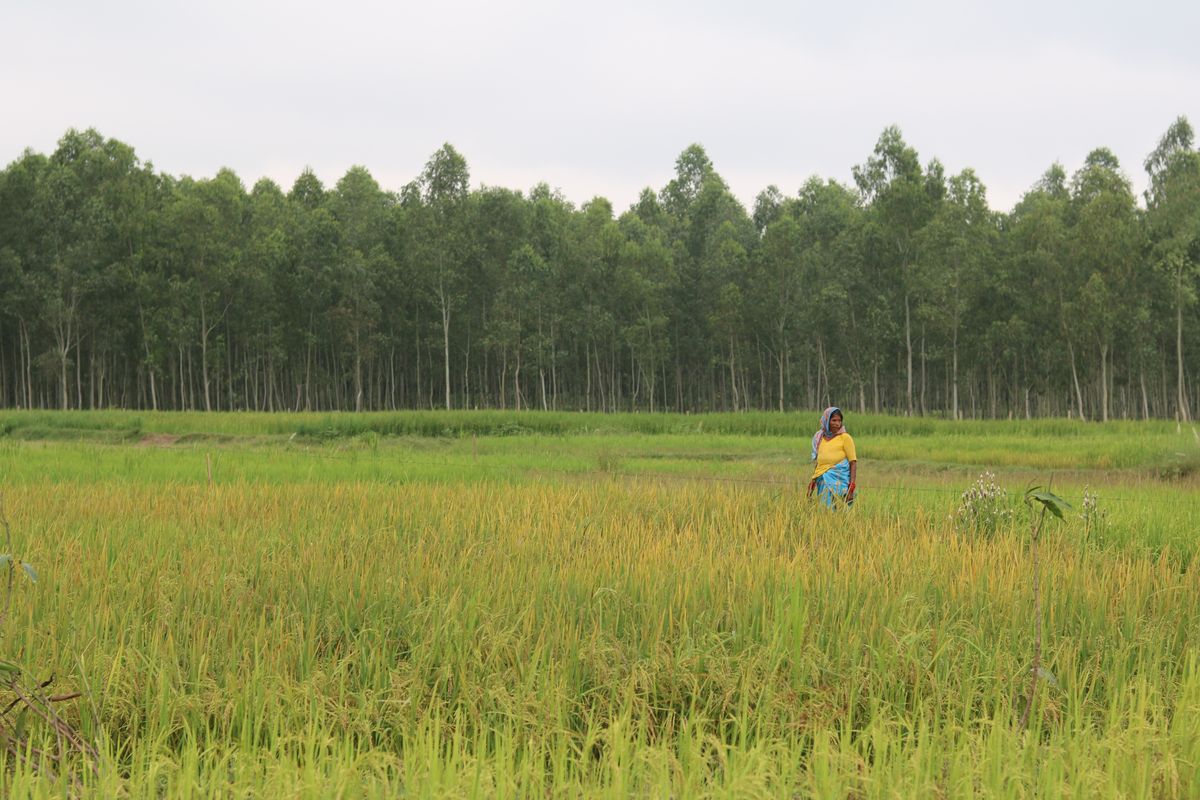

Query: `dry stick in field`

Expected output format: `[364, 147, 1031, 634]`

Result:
[0, 494, 12, 632]
[0, 493, 99, 789]
[1018, 500, 1048, 731]
[1018, 481, 1066, 733]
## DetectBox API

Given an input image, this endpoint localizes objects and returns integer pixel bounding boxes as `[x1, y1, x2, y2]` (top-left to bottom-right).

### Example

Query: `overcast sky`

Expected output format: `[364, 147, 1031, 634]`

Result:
[4, 0, 1197, 213]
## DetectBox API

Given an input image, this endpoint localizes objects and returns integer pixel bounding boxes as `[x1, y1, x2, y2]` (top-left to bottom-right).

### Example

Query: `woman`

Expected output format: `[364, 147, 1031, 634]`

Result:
[807, 406, 857, 508]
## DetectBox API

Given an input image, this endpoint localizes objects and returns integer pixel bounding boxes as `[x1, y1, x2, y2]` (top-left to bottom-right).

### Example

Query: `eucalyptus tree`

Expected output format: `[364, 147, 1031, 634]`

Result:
[659, 145, 755, 408]
[0, 149, 49, 408]
[918, 169, 996, 418]
[489, 243, 552, 409]
[161, 168, 248, 410]
[414, 144, 471, 409]
[796, 176, 873, 412]
[1144, 116, 1200, 421]
[1066, 149, 1143, 421]
[328, 166, 391, 411]
[473, 186, 531, 406]
[287, 169, 338, 409]
[853, 127, 942, 415]
[240, 178, 290, 410]
[751, 215, 802, 410]
[111, 167, 171, 411]
[140, 179, 194, 410]
[563, 197, 622, 410]
[615, 211, 673, 411]
[32, 130, 150, 408]
[1006, 165, 1088, 417]
[707, 232, 749, 411]
[526, 183, 574, 407]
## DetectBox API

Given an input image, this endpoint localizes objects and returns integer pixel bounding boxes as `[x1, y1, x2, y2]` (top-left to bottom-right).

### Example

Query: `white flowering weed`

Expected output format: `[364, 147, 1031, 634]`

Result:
[1080, 485, 1106, 539]
[955, 470, 1013, 536]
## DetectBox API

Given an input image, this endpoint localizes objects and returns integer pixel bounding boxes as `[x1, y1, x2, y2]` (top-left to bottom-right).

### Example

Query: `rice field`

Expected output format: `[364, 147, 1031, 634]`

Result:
[0, 410, 1198, 797]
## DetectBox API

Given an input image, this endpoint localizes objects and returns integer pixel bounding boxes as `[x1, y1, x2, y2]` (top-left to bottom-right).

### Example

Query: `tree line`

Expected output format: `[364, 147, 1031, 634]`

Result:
[1, 121, 1198, 420]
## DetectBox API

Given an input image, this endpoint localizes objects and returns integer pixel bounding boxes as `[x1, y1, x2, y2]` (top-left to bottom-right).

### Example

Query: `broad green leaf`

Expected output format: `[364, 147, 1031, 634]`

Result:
[20, 562, 36, 584]
[1026, 489, 1070, 520]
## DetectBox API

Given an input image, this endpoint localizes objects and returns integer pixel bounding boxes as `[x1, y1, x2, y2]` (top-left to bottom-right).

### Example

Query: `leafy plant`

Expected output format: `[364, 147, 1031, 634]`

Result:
[1018, 484, 1070, 731]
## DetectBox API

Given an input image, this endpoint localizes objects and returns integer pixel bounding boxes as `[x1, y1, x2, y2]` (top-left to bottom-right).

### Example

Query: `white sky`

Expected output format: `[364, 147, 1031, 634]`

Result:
[3, 0, 1197, 213]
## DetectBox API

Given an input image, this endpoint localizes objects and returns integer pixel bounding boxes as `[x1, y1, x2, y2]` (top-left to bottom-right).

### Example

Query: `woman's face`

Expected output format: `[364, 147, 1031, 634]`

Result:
[829, 413, 843, 434]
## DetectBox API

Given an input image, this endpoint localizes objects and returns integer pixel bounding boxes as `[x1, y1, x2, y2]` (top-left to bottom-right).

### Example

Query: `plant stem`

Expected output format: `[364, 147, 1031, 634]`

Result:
[1019, 501, 1048, 731]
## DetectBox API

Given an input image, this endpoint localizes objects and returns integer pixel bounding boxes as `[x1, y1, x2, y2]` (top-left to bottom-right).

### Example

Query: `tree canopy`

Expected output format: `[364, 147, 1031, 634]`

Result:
[0, 125, 1197, 419]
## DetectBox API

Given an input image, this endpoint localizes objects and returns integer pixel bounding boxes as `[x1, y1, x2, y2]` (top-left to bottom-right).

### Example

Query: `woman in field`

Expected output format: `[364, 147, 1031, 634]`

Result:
[807, 406, 857, 508]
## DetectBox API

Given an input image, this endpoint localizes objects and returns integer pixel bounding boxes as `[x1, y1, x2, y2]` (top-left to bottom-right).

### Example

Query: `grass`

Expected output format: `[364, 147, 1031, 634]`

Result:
[0, 410, 1197, 796]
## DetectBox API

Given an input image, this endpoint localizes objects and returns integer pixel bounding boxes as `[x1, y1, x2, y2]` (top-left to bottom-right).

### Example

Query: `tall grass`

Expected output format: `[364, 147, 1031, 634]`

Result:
[0, 475, 1198, 795]
[1, 407, 1192, 441]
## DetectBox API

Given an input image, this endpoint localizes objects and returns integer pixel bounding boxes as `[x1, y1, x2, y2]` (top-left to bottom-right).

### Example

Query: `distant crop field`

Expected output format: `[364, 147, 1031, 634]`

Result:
[0, 411, 1197, 796]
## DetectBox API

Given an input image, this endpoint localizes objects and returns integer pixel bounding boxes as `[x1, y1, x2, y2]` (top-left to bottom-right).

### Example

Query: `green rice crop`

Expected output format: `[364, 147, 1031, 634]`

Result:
[0, 412, 1196, 796]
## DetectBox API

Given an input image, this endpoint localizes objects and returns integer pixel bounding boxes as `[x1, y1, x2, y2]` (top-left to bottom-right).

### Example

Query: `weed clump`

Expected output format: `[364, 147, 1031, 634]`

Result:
[595, 448, 624, 474]
[1079, 485, 1106, 539]
[1155, 450, 1200, 481]
[955, 471, 1013, 535]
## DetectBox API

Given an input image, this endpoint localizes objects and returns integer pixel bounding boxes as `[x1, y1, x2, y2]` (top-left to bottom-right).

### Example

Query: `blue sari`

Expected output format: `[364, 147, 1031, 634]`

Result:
[811, 406, 853, 509]
[813, 459, 853, 509]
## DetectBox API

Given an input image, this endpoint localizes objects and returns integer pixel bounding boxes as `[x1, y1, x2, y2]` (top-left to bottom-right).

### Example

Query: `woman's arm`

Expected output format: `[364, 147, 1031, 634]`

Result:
[848, 460, 857, 500]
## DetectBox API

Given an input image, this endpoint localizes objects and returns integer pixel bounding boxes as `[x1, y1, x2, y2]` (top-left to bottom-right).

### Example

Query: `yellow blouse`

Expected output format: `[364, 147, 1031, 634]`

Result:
[812, 433, 857, 479]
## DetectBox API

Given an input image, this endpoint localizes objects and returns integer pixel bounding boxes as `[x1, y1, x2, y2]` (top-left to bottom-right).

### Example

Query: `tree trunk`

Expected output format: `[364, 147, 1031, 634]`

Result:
[1068, 340, 1086, 421]
[729, 336, 738, 412]
[1099, 342, 1109, 423]
[186, 345, 196, 411]
[1178, 264, 1191, 422]
[75, 334, 83, 410]
[54, 318, 73, 411]
[550, 321, 559, 410]
[919, 328, 927, 416]
[514, 347, 522, 412]
[440, 292, 451, 411]
[354, 328, 364, 412]
[873, 358, 880, 414]
[595, 341, 607, 412]
[951, 324, 959, 420]
[1140, 366, 1150, 420]
[414, 310, 421, 410]
[199, 297, 213, 412]
[904, 292, 913, 415]
[777, 349, 785, 413]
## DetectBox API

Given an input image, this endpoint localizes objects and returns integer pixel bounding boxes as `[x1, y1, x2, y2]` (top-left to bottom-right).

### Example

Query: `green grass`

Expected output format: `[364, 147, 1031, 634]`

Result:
[2, 408, 1196, 474]
[1, 406, 1194, 440]
[0, 410, 1197, 796]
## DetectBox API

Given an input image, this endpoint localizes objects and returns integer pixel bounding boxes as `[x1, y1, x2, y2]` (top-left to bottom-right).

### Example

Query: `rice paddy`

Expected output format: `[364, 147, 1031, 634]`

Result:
[0, 410, 1198, 797]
